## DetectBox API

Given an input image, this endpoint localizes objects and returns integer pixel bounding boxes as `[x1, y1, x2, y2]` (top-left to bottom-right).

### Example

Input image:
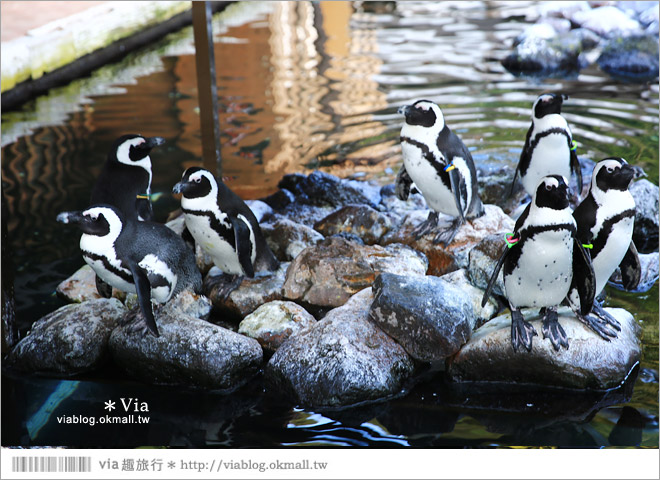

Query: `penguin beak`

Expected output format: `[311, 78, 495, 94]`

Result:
[561, 94, 569, 101]
[56, 211, 84, 225]
[144, 136, 165, 149]
[619, 163, 637, 184]
[397, 105, 411, 116]
[172, 181, 187, 195]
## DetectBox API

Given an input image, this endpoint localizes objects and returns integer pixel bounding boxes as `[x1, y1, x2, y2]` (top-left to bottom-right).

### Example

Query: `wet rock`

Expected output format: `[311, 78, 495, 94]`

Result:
[441, 269, 499, 328]
[110, 312, 263, 390]
[501, 35, 581, 76]
[467, 233, 507, 298]
[571, 6, 641, 37]
[56, 265, 103, 303]
[261, 217, 324, 262]
[278, 171, 382, 209]
[282, 236, 428, 308]
[314, 205, 392, 245]
[278, 202, 336, 228]
[382, 204, 514, 277]
[630, 179, 659, 253]
[448, 307, 641, 390]
[5, 298, 125, 375]
[163, 290, 212, 320]
[476, 162, 527, 214]
[597, 34, 659, 81]
[259, 188, 296, 211]
[238, 300, 316, 353]
[245, 199, 274, 223]
[609, 251, 659, 293]
[205, 263, 289, 319]
[368, 273, 475, 362]
[265, 288, 415, 408]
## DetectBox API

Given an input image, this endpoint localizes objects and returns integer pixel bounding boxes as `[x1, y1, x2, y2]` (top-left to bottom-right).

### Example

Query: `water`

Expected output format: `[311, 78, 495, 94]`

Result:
[2, 1, 658, 448]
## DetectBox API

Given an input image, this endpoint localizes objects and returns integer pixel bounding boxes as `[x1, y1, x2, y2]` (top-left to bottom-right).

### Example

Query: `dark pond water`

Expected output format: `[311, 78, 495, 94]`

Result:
[2, 1, 658, 448]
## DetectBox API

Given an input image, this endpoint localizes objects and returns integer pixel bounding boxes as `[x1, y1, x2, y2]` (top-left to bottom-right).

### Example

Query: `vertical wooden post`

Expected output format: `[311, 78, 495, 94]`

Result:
[192, 1, 222, 177]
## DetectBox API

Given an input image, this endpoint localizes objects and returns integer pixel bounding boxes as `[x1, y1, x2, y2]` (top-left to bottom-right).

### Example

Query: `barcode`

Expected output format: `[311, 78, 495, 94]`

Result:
[11, 456, 92, 473]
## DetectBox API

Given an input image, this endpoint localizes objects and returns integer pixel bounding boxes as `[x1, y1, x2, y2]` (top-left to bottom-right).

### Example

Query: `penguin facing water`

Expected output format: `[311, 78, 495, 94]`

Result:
[395, 99, 484, 246]
[57, 205, 201, 337]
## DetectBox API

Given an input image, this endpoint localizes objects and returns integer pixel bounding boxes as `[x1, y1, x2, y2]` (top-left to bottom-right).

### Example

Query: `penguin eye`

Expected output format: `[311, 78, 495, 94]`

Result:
[193, 176, 201, 184]
[606, 166, 615, 173]
[88, 213, 98, 221]
[545, 184, 553, 191]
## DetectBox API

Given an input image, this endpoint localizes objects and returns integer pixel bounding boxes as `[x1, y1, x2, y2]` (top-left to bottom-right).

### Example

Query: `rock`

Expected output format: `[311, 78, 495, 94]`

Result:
[379, 183, 427, 214]
[56, 265, 103, 303]
[501, 36, 581, 76]
[368, 273, 475, 362]
[448, 307, 641, 390]
[5, 298, 125, 375]
[162, 290, 212, 320]
[609, 251, 659, 293]
[238, 300, 316, 352]
[278, 202, 336, 228]
[205, 262, 289, 319]
[265, 288, 415, 408]
[245, 199, 273, 223]
[382, 204, 514, 277]
[537, 1, 590, 20]
[467, 233, 507, 298]
[476, 161, 527, 214]
[261, 218, 324, 262]
[441, 269, 499, 328]
[278, 170, 382, 209]
[109, 313, 263, 390]
[195, 243, 216, 276]
[164, 213, 186, 236]
[630, 179, 659, 253]
[571, 6, 641, 37]
[259, 188, 296, 211]
[314, 205, 392, 245]
[282, 236, 428, 308]
[597, 34, 659, 81]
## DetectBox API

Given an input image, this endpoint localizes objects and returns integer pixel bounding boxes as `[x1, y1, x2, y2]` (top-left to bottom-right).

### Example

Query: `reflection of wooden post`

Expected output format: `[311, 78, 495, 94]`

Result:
[192, 1, 221, 176]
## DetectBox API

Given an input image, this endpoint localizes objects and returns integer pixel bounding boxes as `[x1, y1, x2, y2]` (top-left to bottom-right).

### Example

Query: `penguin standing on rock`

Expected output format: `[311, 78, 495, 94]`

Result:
[567, 157, 641, 337]
[172, 167, 279, 299]
[56, 205, 202, 337]
[395, 99, 484, 246]
[511, 93, 583, 199]
[482, 175, 596, 352]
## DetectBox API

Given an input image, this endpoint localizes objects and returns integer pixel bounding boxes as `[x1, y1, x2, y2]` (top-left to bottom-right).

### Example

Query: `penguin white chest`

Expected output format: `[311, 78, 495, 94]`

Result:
[505, 229, 573, 309]
[523, 134, 571, 195]
[80, 234, 135, 293]
[184, 212, 245, 275]
[592, 215, 634, 295]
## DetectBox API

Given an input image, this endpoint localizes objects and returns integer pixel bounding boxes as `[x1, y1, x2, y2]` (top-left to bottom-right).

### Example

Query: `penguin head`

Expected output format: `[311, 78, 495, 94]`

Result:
[534, 175, 570, 210]
[111, 134, 165, 167]
[533, 93, 567, 119]
[398, 100, 445, 131]
[172, 167, 217, 199]
[56, 205, 123, 237]
[593, 157, 636, 192]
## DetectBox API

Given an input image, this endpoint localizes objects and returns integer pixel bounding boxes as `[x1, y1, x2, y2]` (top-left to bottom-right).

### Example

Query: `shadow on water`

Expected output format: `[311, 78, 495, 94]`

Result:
[1, 1, 658, 447]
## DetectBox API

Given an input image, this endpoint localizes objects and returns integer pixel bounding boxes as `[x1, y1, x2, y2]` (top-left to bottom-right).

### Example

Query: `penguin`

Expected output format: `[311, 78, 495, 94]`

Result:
[510, 93, 583, 199]
[567, 157, 641, 337]
[395, 99, 484, 246]
[56, 204, 201, 337]
[90, 134, 165, 298]
[481, 175, 596, 352]
[172, 167, 279, 298]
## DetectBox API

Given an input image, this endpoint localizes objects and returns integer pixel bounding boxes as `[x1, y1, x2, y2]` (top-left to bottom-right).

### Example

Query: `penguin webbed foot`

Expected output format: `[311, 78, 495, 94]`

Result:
[203, 272, 243, 301]
[577, 310, 619, 341]
[411, 211, 439, 240]
[120, 308, 160, 338]
[592, 302, 621, 331]
[432, 216, 463, 247]
[540, 307, 569, 351]
[511, 309, 537, 352]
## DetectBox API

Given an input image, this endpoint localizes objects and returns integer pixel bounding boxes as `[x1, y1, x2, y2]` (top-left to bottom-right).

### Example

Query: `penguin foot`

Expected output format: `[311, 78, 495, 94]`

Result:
[540, 307, 569, 351]
[95, 275, 113, 299]
[592, 303, 621, 331]
[432, 217, 462, 247]
[120, 309, 159, 338]
[511, 310, 537, 352]
[203, 273, 243, 301]
[576, 313, 618, 341]
[411, 211, 439, 240]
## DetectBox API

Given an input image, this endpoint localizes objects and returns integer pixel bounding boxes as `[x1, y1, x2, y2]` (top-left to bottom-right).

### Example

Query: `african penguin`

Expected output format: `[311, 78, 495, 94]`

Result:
[482, 175, 596, 352]
[172, 167, 279, 298]
[511, 93, 583, 199]
[56, 205, 201, 337]
[567, 157, 640, 337]
[395, 99, 484, 246]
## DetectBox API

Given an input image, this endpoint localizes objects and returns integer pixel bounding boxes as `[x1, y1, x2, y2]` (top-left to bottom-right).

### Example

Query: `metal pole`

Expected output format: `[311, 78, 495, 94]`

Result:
[192, 1, 222, 177]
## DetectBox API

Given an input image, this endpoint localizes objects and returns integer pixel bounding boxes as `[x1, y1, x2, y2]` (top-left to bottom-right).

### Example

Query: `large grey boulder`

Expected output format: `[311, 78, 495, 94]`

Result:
[314, 205, 393, 245]
[368, 273, 475, 362]
[282, 236, 428, 308]
[597, 34, 659, 81]
[261, 218, 324, 261]
[5, 298, 126, 375]
[448, 307, 641, 390]
[265, 288, 415, 408]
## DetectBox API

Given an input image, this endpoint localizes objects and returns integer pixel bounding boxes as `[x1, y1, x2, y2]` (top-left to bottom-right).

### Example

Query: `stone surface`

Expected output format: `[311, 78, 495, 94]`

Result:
[448, 307, 641, 390]
[467, 233, 508, 298]
[440, 269, 499, 328]
[501, 35, 581, 76]
[5, 298, 125, 375]
[265, 288, 415, 408]
[368, 273, 475, 362]
[572, 6, 641, 37]
[110, 313, 263, 390]
[314, 204, 393, 245]
[238, 300, 316, 352]
[282, 236, 428, 308]
[261, 217, 324, 261]
[55, 265, 129, 303]
[382, 204, 514, 277]
[630, 179, 659, 253]
[610, 251, 659, 293]
[245, 199, 274, 223]
[205, 262, 289, 319]
[597, 34, 659, 81]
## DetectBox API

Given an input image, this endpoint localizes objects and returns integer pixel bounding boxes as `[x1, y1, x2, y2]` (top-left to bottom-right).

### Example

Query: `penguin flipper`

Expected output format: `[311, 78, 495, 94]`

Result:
[128, 263, 160, 337]
[619, 241, 641, 290]
[448, 167, 466, 222]
[508, 166, 519, 198]
[571, 237, 596, 316]
[230, 216, 255, 278]
[570, 146, 583, 197]
[136, 196, 154, 222]
[395, 165, 412, 201]
[481, 246, 508, 308]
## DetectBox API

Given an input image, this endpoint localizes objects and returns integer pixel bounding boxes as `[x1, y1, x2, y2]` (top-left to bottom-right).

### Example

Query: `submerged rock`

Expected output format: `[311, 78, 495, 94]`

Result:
[314, 205, 393, 245]
[110, 313, 263, 390]
[261, 217, 324, 262]
[265, 288, 415, 408]
[5, 298, 125, 375]
[238, 300, 316, 352]
[597, 34, 659, 81]
[501, 35, 581, 76]
[368, 273, 475, 362]
[448, 307, 641, 390]
[282, 236, 428, 308]
[630, 179, 659, 253]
